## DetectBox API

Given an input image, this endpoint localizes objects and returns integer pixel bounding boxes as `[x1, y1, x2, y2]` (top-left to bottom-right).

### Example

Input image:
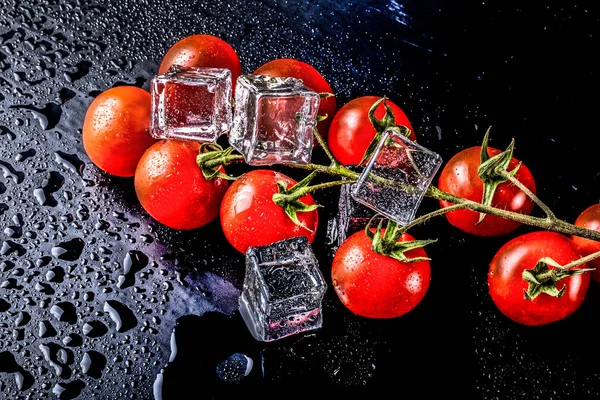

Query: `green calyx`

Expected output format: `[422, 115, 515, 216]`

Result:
[476, 127, 521, 223]
[196, 144, 237, 181]
[365, 217, 436, 263]
[522, 257, 594, 300]
[360, 96, 412, 165]
[271, 171, 322, 231]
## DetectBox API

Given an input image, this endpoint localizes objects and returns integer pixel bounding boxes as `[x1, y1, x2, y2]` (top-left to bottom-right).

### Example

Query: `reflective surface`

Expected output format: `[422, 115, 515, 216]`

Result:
[1, 0, 599, 398]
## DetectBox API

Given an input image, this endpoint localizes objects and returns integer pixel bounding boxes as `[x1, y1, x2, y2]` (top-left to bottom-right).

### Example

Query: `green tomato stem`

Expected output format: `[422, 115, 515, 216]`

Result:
[561, 249, 600, 270]
[499, 169, 555, 219]
[201, 151, 600, 243]
[313, 127, 341, 167]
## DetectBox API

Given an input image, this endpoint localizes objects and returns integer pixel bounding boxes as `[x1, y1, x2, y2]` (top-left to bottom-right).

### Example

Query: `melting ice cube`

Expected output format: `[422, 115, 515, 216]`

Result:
[351, 129, 442, 226]
[150, 65, 232, 142]
[239, 236, 327, 342]
[228, 75, 320, 166]
[331, 183, 385, 249]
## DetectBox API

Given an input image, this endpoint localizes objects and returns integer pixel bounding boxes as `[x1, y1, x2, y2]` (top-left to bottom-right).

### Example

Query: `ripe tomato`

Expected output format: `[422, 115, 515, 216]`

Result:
[253, 58, 337, 138]
[572, 204, 600, 282]
[488, 231, 590, 326]
[134, 140, 229, 230]
[158, 34, 242, 85]
[220, 169, 318, 254]
[327, 96, 416, 166]
[331, 230, 431, 319]
[82, 86, 156, 177]
[438, 146, 536, 236]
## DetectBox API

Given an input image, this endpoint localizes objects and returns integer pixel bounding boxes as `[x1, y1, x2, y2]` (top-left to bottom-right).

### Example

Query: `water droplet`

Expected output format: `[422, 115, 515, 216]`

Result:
[103, 300, 137, 333]
[49, 302, 77, 324]
[54, 151, 85, 176]
[39, 321, 57, 338]
[51, 238, 84, 261]
[82, 320, 108, 338]
[52, 380, 85, 399]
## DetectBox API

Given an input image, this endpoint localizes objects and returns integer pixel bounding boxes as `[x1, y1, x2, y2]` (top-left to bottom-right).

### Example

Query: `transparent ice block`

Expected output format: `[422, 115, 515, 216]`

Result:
[335, 183, 385, 247]
[351, 129, 442, 226]
[229, 74, 320, 166]
[239, 236, 327, 342]
[150, 65, 232, 142]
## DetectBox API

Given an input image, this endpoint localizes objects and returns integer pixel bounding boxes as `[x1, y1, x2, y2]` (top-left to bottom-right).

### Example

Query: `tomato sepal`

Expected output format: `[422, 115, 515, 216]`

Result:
[476, 127, 522, 223]
[272, 171, 322, 232]
[360, 97, 412, 165]
[522, 257, 594, 300]
[365, 217, 436, 263]
[196, 143, 237, 181]
[319, 92, 335, 99]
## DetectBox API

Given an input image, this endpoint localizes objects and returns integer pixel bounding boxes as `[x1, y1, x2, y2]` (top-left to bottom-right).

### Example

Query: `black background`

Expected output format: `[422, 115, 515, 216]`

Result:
[1, 0, 599, 399]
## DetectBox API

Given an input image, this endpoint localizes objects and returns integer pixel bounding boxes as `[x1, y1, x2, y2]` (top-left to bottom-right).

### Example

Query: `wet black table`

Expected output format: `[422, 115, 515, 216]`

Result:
[1, 0, 599, 398]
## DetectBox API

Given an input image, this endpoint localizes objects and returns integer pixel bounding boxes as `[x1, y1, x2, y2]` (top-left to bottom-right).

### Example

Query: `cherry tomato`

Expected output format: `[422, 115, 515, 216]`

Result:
[572, 204, 600, 282]
[327, 96, 416, 166]
[159, 34, 242, 85]
[488, 231, 590, 326]
[220, 169, 318, 254]
[253, 58, 337, 138]
[82, 86, 156, 177]
[438, 146, 536, 236]
[134, 140, 229, 230]
[331, 230, 431, 319]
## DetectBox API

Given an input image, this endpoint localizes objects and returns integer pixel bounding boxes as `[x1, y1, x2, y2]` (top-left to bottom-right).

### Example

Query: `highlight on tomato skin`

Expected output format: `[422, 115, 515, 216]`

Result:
[134, 139, 229, 231]
[487, 231, 590, 326]
[572, 203, 600, 282]
[82, 86, 156, 177]
[437, 145, 536, 237]
[331, 230, 431, 319]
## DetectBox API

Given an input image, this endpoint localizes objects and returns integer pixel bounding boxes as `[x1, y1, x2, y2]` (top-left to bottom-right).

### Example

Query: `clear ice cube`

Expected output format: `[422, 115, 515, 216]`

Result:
[239, 236, 327, 342]
[351, 129, 442, 226]
[333, 183, 385, 248]
[150, 65, 232, 142]
[228, 74, 320, 166]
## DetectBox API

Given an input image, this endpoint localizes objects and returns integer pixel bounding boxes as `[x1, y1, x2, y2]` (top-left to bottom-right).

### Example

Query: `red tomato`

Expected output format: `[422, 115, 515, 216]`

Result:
[159, 34, 242, 85]
[572, 204, 600, 282]
[220, 169, 318, 254]
[134, 140, 228, 230]
[82, 86, 156, 177]
[331, 230, 431, 319]
[327, 96, 416, 166]
[253, 58, 337, 138]
[488, 231, 590, 326]
[438, 146, 536, 236]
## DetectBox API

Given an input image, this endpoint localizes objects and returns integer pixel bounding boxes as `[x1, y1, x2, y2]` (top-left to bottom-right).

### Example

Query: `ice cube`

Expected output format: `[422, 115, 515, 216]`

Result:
[228, 74, 320, 166]
[239, 236, 327, 342]
[351, 128, 442, 226]
[150, 65, 232, 142]
[335, 183, 385, 247]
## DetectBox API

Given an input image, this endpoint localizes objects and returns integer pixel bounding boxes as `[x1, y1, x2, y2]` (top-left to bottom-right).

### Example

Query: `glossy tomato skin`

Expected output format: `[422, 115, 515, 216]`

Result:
[220, 169, 318, 254]
[158, 34, 242, 84]
[134, 140, 228, 230]
[82, 86, 156, 177]
[438, 146, 536, 236]
[488, 231, 590, 326]
[327, 96, 416, 166]
[331, 230, 431, 319]
[254, 58, 337, 137]
[572, 204, 600, 282]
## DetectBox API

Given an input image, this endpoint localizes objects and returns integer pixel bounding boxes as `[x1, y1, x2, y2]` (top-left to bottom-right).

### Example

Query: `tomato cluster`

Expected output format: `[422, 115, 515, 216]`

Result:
[81, 34, 599, 327]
